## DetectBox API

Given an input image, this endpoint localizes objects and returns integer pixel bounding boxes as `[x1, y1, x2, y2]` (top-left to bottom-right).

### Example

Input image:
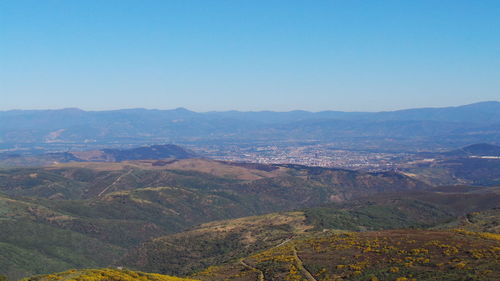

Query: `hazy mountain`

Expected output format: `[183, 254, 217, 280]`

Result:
[1, 101, 499, 152]
[368, 101, 500, 123]
[204, 101, 500, 123]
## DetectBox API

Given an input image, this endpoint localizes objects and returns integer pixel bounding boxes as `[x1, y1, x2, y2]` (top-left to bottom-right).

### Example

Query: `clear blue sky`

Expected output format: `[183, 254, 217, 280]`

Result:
[1, 0, 499, 112]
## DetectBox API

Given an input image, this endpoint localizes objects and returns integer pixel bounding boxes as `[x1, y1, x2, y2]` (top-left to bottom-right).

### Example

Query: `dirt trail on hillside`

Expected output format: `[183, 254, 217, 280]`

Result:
[97, 169, 133, 197]
[239, 259, 264, 281]
[293, 247, 318, 281]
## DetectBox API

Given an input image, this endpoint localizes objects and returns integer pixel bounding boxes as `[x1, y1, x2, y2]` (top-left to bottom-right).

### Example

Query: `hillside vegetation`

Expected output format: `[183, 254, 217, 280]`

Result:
[120, 190, 500, 276]
[120, 212, 312, 276]
[194, 230, 500, 281]
[0, 159, 498, 280]
[459, 208, 500, 233]
[20, 269, 197, 281]
[0, 194, 126, 280]
[0, 159, 428, 200]
[0, 159, 433, 279]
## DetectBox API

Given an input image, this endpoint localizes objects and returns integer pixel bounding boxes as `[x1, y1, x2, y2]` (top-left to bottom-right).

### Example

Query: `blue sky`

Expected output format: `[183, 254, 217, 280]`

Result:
[1, 0, 499, 112]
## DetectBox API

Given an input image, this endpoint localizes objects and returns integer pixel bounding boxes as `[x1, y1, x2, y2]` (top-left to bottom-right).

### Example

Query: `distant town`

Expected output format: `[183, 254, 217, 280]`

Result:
[190, 143, 415, 171]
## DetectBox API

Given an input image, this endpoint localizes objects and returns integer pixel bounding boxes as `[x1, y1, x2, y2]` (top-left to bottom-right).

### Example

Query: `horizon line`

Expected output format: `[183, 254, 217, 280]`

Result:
[0, 100, 498, 114]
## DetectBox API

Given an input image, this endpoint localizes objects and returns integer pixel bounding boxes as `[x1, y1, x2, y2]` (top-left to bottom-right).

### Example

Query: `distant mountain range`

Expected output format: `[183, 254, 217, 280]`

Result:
[1, 101, 499, 152]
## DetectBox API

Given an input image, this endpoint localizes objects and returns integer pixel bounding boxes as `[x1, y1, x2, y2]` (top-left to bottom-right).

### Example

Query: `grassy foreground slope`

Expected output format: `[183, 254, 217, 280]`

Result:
[121, 190, 487, 276]
[194, 230, 500, 281]
[20, 269, 197, 281]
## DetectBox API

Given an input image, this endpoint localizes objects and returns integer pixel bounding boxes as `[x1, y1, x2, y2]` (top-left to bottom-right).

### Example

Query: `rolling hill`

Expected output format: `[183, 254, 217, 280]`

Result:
[0, 159, 433, 279]
[0, 158, 498, 280]
[444, 143, 500, 157]
[0, 144, 196, 167]
[119, 187, 500, 277]
[402, 144, 500, 186]
[0, 158, 429, 201]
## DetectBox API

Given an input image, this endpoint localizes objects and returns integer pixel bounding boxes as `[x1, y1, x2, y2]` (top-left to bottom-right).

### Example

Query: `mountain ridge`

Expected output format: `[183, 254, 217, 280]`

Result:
[2, 101, 499, 152]
[3, 101, 498, 115]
